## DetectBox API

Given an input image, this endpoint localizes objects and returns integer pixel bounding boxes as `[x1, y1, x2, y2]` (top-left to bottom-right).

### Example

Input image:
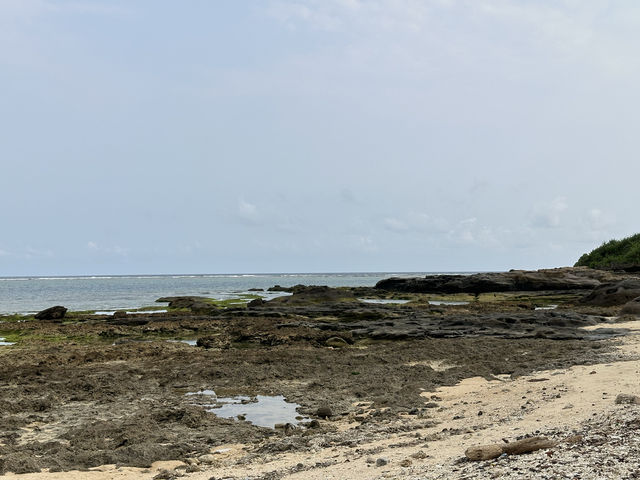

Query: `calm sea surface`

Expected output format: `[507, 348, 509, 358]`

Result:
[0, 272, 467, 315]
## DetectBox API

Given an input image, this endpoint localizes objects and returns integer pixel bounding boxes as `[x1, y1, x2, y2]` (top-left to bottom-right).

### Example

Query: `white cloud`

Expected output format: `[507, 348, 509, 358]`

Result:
[237, 199, 260, 224]
[349, 234, 378, 253]
[530, 197, 568, 229]
[265, 0, 640, 80]
[24, 246, 54, 259]
[383, 212, 450, 234]
[85, 241, 128, 256]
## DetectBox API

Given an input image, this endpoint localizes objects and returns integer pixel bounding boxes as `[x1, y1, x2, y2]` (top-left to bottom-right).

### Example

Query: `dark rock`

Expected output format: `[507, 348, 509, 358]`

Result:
[153, 470, 177, 480]
[621, 296, 640, 314]
[248, 288, 263, 291]
[615, 393, 640, 405]
[375, 268, 603, 294]
[316, 406, 332, 418]
[247, 298, 266, 308]
[267, 285, 292, 292]
[266, 286, 357, 306]
[190, 302, 217, 314]
[113, 310, 128, 318]
[156, 296, 212, 309]
[34, 306, 67, 321]
[196, 336, 230, 349]
[581, 279, 640, 306]
[375, 458, 389, 467]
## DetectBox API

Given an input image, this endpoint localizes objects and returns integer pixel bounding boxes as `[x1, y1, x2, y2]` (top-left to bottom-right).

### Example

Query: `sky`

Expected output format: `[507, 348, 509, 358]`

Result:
[1, 0, 640, 276]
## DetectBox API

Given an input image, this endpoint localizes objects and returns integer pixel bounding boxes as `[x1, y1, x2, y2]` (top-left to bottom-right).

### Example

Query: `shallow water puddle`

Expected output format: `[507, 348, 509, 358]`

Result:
[167, 339, 197, 346]
[0, 337, 15, 346]
[95, 310, 168, 316]
[534, 305, 558, 310]
[186, 390, 309, 428]
[428, 300, 470, 306]
[358, 298, 410, 304]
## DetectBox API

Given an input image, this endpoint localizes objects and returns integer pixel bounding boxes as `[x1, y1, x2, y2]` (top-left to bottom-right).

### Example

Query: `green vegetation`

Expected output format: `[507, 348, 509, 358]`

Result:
[575, 233, 640, 269]
[0, 314, 33, 323]
[206, 294, 261, 308]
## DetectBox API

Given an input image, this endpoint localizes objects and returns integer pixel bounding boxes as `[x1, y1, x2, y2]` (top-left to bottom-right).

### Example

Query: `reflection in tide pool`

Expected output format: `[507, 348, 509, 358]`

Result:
[358, 298, 410, 304]
[428, 300, 470, 306]
[0, 337, 15, 346]
[167, 339, 197, 346]
[186, 390, 309, 428]
[94, 310, 168, 315]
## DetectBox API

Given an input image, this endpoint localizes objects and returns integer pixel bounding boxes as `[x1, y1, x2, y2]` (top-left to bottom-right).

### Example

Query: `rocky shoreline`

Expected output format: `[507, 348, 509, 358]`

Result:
[0, 267, 639, 478]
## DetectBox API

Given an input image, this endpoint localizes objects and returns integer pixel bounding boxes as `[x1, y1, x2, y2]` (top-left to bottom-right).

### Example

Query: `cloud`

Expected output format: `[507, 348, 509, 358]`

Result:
[86, 241, 128, 256]
[583, 207, 615, 234]
[383, 212, 450, 234]
[529, 197, 568, 229]
[349, 234, 378, 253]
[236, 199, 260, 225]
[265, 0, 640, 81]
[0, 0, 130, 19]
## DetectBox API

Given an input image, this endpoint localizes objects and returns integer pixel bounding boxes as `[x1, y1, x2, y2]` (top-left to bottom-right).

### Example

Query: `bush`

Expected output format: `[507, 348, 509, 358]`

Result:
[575, 233, 640, 269]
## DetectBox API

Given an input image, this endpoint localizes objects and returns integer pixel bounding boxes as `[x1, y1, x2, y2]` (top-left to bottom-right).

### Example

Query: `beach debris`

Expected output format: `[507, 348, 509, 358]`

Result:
[564, 434, 583, 444]
[325, 336, 349, 348]
[465, 444, 504, 461]
[34, 305, 67, 321]
[615, 393, 640, 405]
[152, 469, 178, 480]
[198, 454, 220, 465]
[465, 436, 556, 461]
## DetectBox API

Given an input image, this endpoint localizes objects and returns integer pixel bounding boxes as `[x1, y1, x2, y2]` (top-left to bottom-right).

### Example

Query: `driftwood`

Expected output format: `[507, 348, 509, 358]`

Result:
[465, 436, 556, 461]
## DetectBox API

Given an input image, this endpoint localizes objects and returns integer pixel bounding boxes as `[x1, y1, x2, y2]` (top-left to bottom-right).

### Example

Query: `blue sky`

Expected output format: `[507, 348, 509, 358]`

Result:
[2, 0, 640, 275]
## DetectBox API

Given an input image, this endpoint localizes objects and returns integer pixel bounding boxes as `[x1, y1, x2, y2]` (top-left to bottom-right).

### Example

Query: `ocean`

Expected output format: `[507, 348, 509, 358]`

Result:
[0, 272, 457, 315]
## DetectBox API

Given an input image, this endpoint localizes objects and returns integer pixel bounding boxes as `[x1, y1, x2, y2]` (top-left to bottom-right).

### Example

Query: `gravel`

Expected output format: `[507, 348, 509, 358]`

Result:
[382, 405, 640, 479]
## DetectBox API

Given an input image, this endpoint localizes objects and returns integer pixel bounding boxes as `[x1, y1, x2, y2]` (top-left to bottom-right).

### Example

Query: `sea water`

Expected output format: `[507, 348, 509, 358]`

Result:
[0, 272, 471, 315]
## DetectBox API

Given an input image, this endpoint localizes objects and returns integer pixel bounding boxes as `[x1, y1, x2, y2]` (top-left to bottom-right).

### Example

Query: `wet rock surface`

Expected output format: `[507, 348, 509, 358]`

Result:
[375, 267, 623, 294]
[580, 278, 640, 306]
[0, 284, 633, 474]
[34, 305, 67, 321]
[621, 296, 640, 314]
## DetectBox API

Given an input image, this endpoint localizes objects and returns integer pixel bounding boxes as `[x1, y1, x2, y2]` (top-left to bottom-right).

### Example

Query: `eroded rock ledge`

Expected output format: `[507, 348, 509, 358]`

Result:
[375, 267, 630, 294]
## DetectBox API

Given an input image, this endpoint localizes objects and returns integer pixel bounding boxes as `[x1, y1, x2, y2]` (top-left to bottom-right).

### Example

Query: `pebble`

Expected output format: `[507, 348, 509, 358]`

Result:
[399, 406, 640, 479]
